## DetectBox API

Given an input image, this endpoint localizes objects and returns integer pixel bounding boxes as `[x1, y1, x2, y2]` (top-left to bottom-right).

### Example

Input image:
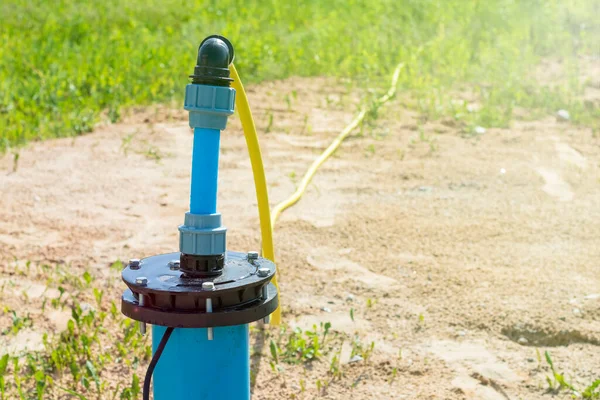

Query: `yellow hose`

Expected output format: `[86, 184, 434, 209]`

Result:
[230, 64, 281, 325]
[231, 61, 405, 326]
[271, 62, 405, 230]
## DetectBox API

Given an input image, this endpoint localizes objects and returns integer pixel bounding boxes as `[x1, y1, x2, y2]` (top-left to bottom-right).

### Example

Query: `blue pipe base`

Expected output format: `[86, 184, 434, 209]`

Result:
[152, 325, 250, 400]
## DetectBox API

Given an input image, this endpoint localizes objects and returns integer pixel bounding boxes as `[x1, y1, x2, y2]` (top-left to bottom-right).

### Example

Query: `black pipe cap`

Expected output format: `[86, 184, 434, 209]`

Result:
[190, 35, 235, 86]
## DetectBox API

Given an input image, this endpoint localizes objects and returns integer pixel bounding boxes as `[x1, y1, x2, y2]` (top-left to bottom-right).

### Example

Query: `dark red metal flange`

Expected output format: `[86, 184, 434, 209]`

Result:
[121, 251, 278, 327]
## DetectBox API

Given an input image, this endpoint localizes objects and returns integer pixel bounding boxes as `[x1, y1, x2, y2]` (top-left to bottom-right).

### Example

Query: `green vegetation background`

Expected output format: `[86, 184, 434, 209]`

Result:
[0, 0, 598, 151]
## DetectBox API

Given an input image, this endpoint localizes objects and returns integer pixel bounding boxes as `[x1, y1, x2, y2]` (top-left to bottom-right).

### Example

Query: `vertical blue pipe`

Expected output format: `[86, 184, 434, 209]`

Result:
[152, 325, 250, 400]
[190, 127, 221, 215]
[153, 125, 251, 400]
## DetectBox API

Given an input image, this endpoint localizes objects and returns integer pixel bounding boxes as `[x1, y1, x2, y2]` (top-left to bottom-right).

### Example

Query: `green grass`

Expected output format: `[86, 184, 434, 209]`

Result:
[0, 262, 149, 400]
[0, 0, 599, 151]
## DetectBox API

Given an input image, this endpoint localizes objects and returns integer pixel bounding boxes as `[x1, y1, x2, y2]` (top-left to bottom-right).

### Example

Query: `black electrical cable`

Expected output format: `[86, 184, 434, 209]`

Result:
[143, 327, 174, 400]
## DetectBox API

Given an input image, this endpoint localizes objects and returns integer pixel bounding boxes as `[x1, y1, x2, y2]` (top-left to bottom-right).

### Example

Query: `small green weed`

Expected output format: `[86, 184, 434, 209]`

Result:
[287, 171, 297, 182]
[545, 351, 574, 393]
[270, 325, 324, 365]
[544, 351, 600, 399]
[350, 337, 375, 363]
[268, 321, 338, 380]
[583, 381, 600, 400]
[329, 348, 343, 380]
[11, 152, 19, 173]
[140, 145, 163, 162]
[365, 144, 376, 157]
[110, 259, 125, 271]
[284, 91, 297, 111]
[265, 111, 274, 133]
[389, 367, 398, 384]
[120, 134, 134, 155]
[1, 309, 33, 336]
[0, 354, 9, 400]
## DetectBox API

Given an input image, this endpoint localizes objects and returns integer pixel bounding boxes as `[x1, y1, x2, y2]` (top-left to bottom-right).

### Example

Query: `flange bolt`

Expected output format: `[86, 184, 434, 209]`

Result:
[168, 260, 180, 271]
[202, 281, 216, 340]
[135, 277, 148, 286]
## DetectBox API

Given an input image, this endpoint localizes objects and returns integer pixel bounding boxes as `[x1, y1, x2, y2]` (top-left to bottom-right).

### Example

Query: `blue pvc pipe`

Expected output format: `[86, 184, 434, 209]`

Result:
[190, 127, 221, 215]
[152, 124, 251, 400]
[152, 325, 250, 400]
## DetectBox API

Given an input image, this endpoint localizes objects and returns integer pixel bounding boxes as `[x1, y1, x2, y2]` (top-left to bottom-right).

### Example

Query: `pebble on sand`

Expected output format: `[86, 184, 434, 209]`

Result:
[557, 109, 570, 121]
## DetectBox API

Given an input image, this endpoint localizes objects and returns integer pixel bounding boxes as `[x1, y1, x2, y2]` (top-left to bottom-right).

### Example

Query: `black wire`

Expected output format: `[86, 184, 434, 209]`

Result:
[143, 327, 174, 400]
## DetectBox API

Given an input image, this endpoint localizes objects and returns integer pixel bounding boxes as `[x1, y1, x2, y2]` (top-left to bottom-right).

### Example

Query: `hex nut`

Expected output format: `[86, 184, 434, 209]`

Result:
[168, 259, 180, 270]
[257, 268, 270, 277]
[135, 276, 148, 286]
[202, 281, 215, 291]
[247, 251, 259, 260]
[129, 259, 141, 270]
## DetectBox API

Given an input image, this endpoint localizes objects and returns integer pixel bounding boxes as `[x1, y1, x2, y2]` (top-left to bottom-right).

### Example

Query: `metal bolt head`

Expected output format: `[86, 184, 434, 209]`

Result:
[202, 281, 215, 291]
[135, 276, 148, 286]
[129, 259, 141, 270]
[257, 268, 270, 277]
[247, 251, 259, 260]
[168, 259, 180, 270]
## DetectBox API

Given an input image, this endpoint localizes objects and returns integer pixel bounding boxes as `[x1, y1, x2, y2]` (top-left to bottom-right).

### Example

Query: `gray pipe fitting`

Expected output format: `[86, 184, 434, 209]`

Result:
[178, 212, 227, 256]
[184, 84, 235, 130]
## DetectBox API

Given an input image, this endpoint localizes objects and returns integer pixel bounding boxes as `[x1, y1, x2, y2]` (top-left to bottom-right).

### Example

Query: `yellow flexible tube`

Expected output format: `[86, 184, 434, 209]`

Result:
[270, 62, 405, 230]
[230, 64, 281, 325]
[231, 61, 405, 326]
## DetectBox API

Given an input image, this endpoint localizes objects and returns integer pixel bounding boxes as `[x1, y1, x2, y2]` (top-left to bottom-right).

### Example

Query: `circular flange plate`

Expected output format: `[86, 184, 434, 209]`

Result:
[121, 283, 278, 328]
[121, 251, 278, 327]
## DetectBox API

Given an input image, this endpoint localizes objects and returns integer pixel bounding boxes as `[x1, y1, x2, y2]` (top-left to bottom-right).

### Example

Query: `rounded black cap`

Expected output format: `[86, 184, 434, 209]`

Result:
[190, 35, 235, 86]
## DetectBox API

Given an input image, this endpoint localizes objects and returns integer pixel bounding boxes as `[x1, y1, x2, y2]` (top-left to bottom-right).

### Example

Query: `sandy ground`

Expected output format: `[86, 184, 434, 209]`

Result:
[0, 72, 599, 399]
